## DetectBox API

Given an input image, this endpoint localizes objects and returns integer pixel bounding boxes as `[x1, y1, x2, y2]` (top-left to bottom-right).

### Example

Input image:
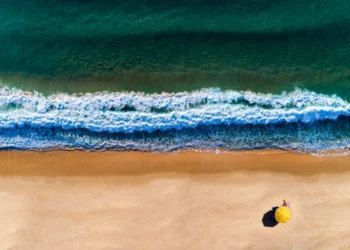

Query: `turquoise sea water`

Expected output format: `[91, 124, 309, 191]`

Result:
[0, 0, 349, 155]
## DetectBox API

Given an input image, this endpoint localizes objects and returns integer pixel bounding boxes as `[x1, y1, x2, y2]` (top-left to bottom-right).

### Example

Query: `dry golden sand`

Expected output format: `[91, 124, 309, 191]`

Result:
[0, 151, 350, 250]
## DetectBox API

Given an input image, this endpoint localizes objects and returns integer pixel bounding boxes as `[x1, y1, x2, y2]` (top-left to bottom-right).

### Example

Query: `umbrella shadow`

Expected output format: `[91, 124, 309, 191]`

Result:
[262, 209, 278, 227]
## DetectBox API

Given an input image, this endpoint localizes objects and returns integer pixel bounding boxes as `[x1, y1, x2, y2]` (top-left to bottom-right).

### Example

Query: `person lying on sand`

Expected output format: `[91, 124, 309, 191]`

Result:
[271, 200, 292, 221]
[282, 200, 291, 209]
[279, 200, 292, 220]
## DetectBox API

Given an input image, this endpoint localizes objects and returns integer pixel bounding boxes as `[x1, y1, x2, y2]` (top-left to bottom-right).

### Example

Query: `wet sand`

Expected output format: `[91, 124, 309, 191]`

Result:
[0, 151, 350, 250]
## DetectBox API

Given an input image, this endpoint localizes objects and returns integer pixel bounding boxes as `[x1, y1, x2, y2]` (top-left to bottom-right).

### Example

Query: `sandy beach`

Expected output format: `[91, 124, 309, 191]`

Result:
[0, 151, 350, 250]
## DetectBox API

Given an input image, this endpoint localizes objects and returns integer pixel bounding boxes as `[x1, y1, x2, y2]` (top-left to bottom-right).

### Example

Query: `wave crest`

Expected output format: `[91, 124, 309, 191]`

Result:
[0, 87, 348, 155]
[0, 87, 348, 112]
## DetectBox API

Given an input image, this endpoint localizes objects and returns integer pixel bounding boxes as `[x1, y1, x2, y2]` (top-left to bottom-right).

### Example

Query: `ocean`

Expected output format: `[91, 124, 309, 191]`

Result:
[0, 0, 349, 156]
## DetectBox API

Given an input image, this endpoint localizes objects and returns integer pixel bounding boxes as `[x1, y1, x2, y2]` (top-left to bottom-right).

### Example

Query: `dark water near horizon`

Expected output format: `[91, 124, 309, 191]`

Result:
[1, 0, 350, 96]
[0, 0, 349, 155]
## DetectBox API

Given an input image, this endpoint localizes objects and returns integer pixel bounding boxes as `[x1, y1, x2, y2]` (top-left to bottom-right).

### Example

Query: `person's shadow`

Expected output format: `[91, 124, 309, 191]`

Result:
[262, 207, 279, 227]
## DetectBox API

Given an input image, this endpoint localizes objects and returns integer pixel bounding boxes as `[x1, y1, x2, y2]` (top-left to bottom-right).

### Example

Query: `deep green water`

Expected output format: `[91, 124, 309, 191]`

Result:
[0, 1, 349, 154]
[0, 0, 350, 100]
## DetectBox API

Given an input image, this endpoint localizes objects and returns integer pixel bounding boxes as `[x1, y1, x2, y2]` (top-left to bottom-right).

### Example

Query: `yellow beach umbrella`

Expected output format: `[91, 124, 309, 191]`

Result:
[275, 206, 291, 223]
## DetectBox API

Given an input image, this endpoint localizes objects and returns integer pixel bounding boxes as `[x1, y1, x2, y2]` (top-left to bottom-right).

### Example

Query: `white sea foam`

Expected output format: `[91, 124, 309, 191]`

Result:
[0, 88, 349, 132]
[0, 103, 349, 133]
[0, 87, 347, 113]
[0, 87, 348, 154]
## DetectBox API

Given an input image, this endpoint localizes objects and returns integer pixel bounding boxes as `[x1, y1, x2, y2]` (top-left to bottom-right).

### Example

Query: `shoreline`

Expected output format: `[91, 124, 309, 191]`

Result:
[0, 150, 349, 176]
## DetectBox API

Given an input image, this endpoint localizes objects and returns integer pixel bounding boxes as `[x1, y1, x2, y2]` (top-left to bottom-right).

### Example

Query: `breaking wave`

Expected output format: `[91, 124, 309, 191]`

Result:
[0, 87, 349, 156]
